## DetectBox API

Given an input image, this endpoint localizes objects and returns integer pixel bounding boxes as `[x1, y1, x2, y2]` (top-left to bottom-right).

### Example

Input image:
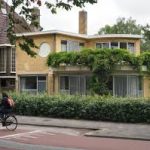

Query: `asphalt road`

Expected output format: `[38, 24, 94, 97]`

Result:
[0, 125, 149, 150]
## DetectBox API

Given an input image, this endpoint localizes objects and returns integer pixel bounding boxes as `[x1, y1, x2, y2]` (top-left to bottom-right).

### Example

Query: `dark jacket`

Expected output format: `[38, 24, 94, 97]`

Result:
[1, 96, 11, 109]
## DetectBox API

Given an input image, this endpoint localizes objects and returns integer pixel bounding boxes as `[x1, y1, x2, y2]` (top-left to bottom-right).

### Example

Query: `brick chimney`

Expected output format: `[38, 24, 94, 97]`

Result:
[31, 7, 41, 31]
[79, 10, 87, 34]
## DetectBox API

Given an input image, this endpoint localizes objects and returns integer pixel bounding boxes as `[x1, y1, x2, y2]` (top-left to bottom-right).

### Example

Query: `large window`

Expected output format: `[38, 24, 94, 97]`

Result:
[128, 43, 135, 53]
[96, 43, 109, 49]
[20, 76, 46, 94]
[96, 42, 135, 53]
[0, 47, 6, 73]
[60, 75, 89, 95]
[11, 48, 16, 72]
[111, 42, 118, 49]
[61, 40, 84, 52]
[113, 75, 142, 97]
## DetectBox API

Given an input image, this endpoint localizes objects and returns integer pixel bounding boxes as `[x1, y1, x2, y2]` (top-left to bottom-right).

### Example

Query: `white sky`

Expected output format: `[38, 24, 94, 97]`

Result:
[39, 0, 150, 35]
[5, 0, 150, 35]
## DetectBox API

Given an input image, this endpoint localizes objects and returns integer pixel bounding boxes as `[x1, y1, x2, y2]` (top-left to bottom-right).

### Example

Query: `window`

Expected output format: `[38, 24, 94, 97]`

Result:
[0, 47, 6, 73]
[96, 42, 135, 53]
[113, 75, 142, 97]
[9, 79, 15, 87]
[20, 76, 46, 94]
[79, 43, 84, 49]
[61, 40, 84, 51]
[61, 40, 67, 51]
[111, 42, 118, 49]
[128, 43, 135, 53]
[120, 42, 127, 49]
[11, 48, 16, 72]
[38, 76, 46, 92]
[39, 43, 51, 57]
[1, 79, 7, 87]
[60, 75, 89, 95]
[96, 43, 109, 49]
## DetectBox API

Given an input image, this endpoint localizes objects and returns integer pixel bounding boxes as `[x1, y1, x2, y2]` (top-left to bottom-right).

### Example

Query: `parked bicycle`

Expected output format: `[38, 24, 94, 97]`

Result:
[0, 112, 18, 131]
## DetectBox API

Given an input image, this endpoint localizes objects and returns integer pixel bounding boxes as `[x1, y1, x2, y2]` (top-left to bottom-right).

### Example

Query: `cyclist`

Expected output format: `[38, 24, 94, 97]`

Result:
[0, 92, 13, 126]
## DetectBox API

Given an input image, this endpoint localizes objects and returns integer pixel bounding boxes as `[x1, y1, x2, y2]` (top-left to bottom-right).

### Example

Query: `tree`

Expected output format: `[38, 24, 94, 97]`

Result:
[141, 24, 150, 51]
[0, 0, 97, 56]
[98, 17, 142, 35]
[98, 17, 150, 51]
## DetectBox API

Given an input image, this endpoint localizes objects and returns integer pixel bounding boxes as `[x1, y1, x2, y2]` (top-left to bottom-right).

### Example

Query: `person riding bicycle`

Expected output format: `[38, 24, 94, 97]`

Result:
[0, 92, 13, 126]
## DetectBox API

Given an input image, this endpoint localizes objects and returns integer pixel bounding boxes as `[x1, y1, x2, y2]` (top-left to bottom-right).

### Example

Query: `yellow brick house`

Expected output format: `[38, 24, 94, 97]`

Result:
[15, 11, 150, 97]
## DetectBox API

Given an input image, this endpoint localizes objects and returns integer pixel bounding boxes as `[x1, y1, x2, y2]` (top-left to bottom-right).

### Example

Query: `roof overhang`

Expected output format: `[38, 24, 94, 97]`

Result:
[16, 30, 142, 40]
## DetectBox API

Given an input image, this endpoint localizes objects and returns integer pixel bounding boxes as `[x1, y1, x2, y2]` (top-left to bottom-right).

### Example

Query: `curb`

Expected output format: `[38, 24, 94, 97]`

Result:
[18, 122, 99, 130]
[85, 134, 150, 141]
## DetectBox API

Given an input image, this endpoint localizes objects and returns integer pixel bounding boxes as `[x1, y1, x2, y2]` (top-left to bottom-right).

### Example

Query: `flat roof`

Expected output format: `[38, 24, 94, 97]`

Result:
[16, 30, 142, 39]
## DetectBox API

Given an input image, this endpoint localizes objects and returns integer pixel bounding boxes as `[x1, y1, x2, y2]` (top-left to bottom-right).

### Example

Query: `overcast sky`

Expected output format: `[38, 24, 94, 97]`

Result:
[39, 0, 150, 35]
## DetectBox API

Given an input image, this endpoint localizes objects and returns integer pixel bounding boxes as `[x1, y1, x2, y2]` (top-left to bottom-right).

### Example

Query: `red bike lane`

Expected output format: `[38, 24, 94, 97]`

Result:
[0, 127, 150, 150]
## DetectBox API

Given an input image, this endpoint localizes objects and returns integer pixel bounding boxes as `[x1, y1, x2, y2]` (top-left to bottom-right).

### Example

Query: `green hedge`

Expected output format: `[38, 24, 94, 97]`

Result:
[10, 93, 150, 123]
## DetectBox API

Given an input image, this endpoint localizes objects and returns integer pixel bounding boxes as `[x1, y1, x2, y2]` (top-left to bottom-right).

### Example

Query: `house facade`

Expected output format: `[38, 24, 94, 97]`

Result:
[15, 29, 150, 97]
[0, 0, 41, 92]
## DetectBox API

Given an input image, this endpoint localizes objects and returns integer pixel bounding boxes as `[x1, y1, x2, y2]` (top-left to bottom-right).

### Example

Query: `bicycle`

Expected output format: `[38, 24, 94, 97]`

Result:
[0, 112, 18, 131]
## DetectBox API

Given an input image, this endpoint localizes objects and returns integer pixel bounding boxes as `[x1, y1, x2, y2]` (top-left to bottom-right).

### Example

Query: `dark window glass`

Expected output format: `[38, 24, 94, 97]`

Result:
[111, 42, 118, 49]
[120, 42, 127, 49]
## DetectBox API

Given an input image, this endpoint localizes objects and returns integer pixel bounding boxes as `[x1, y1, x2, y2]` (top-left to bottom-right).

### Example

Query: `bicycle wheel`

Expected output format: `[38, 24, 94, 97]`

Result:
[5, 115, 18, 131]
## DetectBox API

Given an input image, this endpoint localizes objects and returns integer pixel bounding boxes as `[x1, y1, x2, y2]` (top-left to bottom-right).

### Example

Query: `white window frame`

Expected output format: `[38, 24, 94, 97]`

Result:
[96, 42, 110, 49]
[61, 40, 84, 52]
[0, 47, 7, 73]
[95, 42, 135, 53]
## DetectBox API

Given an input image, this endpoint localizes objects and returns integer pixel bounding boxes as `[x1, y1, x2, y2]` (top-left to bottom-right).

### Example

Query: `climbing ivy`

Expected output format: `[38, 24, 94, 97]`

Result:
[47, 48, 149, 95]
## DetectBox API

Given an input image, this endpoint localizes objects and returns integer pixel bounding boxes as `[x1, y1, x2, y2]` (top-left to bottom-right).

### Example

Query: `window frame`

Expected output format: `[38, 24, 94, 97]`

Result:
[59, 75, 88, 95]
[95, 41, 135, 53]
[0, 47, 7, 73]
[11, 47, 16, 73]
[61, 40, 85, 52]
[19, 75, 47, 94]
[113, 75, 143, 97]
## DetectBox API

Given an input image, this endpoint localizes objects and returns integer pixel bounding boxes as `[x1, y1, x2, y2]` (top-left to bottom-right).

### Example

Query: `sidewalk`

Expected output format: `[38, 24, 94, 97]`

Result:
[17, 115, 150, 141]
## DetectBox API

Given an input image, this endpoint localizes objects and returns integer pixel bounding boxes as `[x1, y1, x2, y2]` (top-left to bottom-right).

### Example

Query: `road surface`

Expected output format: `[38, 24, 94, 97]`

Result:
[0, 125, 149, 150]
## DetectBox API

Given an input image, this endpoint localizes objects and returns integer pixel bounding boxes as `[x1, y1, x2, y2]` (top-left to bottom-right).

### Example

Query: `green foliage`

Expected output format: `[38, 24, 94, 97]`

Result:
[10, 93, 150, 123]
[140, 52, 150, 72]
[47, 48, 148, 94]
[98, 17, 142, 35]
[19, 36, 38, 57]
[98, 17, 150, 51]
[0, 0, 97, 56]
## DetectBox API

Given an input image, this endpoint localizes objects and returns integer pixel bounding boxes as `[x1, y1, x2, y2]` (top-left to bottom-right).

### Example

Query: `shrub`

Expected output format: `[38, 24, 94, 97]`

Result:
[10, 93, 150, 123]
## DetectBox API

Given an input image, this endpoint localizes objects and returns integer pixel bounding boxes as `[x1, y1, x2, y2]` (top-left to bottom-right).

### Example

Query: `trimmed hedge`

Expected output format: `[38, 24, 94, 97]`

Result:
[10, 93, 150, 123]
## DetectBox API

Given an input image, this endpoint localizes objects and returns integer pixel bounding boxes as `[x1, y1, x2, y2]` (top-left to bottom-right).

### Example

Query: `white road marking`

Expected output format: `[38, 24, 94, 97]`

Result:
[0, 130, 42, 139]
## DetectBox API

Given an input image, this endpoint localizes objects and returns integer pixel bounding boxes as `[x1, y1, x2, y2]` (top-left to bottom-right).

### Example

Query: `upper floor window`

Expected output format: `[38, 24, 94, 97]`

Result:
[61, 40, 67, 51]
[96, 42, 135, 53]
[61, 40, 84, 52]
[120, 42, 127, 49]
[79, 43, 84, 49]
[96, 43, 109, 49]
[11, 48, 16, 73]
[128, 43, 135, 53]
[0, 47, 6, 73]
[39, 43, 51, 57]
[111, 42, 118, 49]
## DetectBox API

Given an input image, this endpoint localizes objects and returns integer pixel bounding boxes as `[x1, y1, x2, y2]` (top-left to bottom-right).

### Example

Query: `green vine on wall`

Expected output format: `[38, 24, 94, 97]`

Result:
[47, 48, 150, 95]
